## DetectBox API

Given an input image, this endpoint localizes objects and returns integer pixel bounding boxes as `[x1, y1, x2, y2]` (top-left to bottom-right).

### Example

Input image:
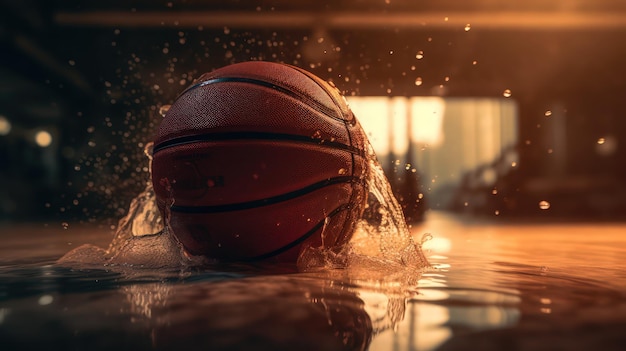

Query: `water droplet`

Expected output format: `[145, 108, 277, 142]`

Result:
[61, 222, 69, 230]
[311, 130, 322, 139]
[464, 24, 471, 31]
[495, 210, 500, 215]
[416, 51, 424, 59]
[414, 77, 423, 86]
[503, 89, 512, 98]
[159, 105, 171, 117]
[597, 138, 606, 145]
[420, 233, 433, 244]
[544, 110, 552, 117]
[539, 200, 550, 210]
[491, 189, 498, 195]
[472, 60, 478, 65]
[338, 168, 347, 175]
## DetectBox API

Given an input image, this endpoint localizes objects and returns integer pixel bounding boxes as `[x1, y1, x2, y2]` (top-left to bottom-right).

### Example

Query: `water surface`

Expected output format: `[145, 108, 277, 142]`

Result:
[2, 212, 625, 350]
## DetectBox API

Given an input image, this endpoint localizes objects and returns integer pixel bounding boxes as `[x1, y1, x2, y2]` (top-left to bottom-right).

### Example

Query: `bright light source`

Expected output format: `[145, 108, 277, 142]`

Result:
[347, 97, 390, 156]
[347, 96, 446, 155]
[35, 130, 53, 147]
[0, 116, 11, 135]
[410, 97, 445, 146]
[390, 97, 409, 155]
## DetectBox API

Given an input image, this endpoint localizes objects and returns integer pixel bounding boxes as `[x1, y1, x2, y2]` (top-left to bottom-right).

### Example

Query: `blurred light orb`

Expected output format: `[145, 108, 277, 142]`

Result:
[35, 130, 53, 147]
[38, 295, 54, 306]
[0, 116, 11, 135]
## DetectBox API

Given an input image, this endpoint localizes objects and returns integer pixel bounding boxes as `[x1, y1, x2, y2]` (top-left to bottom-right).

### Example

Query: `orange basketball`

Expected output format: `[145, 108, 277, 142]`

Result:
[151, 61, 369, 262]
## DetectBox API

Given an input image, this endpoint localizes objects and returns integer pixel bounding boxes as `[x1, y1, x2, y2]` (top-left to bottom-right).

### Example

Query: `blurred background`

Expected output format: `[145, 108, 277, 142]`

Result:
[2, 0, 626, 224]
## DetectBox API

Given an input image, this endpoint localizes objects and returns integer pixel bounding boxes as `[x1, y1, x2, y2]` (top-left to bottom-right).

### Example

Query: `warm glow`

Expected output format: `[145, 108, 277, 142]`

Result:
[410, 97, 445, 146]
[34, 130, 53, 147]
[348, 97, 517, 203]
[422, 236, 452, 253]
[347, 97, 389, 155]
[0, 116, 10, 136]
[347, 96, 446, 155]
[390, 97, 409, 155]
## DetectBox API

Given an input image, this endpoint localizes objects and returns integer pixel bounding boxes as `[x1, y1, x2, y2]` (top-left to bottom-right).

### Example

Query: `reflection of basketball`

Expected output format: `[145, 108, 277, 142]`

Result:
[151, 61, 369, 262]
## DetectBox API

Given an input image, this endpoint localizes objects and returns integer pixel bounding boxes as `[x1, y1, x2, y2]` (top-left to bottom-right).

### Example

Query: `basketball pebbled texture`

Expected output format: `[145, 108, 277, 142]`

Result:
[151, 61, 369, 262]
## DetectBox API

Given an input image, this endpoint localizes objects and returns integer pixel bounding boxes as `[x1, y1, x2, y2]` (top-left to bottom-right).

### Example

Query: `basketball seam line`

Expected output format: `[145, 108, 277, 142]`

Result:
[169, 176, 359, 214]
[242, 204, 350, 262]
[152, 131, 366, 156]
[286, 64, 350, 119]
[180, 76, 346, 123]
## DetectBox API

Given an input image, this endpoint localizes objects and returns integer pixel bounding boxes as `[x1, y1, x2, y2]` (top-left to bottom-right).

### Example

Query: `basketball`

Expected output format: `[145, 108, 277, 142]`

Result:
[151, 61, 369, 262]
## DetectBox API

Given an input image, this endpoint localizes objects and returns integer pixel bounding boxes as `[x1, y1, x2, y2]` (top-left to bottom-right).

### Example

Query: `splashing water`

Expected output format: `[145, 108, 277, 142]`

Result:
[58, 143, 200, 268]
[298, 143, 430, 283]
[106, 143, 162, 250]
[59, 139, 429, 278]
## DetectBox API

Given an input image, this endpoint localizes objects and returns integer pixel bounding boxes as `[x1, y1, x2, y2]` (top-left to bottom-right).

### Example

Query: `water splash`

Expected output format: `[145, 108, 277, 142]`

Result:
[298, 144, 430, 283]
[106, 143, 163, 255]
[58, 143, 200, 268]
